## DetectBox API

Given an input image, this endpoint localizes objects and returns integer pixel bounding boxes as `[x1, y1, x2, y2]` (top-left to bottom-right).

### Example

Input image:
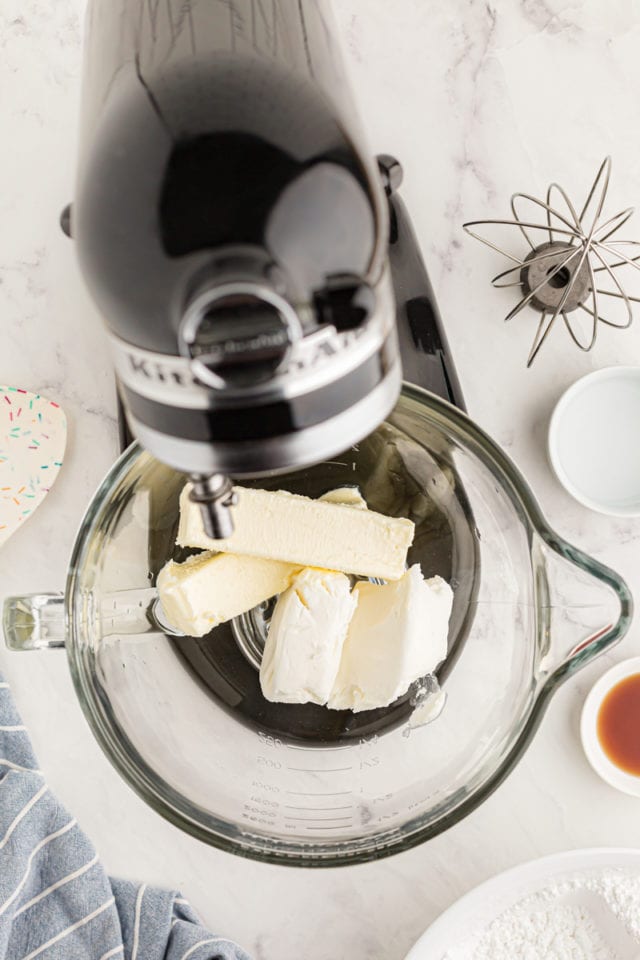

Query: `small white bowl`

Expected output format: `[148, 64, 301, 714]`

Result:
[581, 657, 640, 796]
[548, 366, 640, 516]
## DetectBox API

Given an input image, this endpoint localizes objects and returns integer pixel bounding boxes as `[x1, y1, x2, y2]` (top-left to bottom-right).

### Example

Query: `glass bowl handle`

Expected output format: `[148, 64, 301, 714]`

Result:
[3, 594, 66, 651]
[3, 588, 180, 652]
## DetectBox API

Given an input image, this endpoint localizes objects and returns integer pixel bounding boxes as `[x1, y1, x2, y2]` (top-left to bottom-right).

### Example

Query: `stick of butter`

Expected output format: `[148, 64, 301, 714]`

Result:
[178, 485, 414, 581]
[158, 487, 367, 637]
[328, 566, 452, 712]
[260, 568, 357, 705]
[157, 551, 300, 637]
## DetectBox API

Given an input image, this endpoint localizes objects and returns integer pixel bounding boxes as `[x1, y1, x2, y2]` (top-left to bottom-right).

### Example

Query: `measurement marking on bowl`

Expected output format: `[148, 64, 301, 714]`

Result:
[306, 824, 354, 831]
[284, 816, 353, 823]
[287, 766, 353, 773]
[284, 805, 353, 812]
[286, 791, 352, 798]
[287, 744, 346, 752]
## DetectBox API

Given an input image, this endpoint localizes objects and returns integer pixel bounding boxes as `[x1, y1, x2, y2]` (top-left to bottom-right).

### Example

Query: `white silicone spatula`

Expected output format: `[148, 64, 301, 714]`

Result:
[0, 387, 66, 549]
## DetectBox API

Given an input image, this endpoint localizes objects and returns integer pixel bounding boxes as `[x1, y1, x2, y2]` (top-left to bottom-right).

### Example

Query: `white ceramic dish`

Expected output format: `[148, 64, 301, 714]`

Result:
[548, 366, 640, 516]
[405, 848, 640, 959]
[581, 657, 640, 797]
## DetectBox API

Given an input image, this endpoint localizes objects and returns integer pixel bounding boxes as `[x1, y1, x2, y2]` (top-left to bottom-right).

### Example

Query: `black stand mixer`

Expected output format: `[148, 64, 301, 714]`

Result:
[63, 0, 474, 746]
[68, 0, 463, 531]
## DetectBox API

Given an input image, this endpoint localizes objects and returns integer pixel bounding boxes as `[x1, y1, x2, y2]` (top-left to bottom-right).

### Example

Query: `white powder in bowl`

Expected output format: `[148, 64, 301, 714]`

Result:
[445, 869, 640, 960]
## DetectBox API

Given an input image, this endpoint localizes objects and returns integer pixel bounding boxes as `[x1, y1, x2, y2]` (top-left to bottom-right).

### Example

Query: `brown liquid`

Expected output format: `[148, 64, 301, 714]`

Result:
[596, 673, 640, 775]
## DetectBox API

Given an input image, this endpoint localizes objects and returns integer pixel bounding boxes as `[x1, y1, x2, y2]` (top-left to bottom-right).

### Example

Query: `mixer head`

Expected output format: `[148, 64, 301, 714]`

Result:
[71, 0, 401, 536]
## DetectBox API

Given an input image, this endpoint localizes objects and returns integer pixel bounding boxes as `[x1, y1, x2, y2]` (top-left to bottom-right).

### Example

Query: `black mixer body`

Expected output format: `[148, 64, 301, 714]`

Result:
[72, 0, 462, 532]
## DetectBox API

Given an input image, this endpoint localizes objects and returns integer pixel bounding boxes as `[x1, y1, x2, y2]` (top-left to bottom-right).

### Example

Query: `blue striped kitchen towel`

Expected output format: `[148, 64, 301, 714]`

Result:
[0, 676, 251, 960]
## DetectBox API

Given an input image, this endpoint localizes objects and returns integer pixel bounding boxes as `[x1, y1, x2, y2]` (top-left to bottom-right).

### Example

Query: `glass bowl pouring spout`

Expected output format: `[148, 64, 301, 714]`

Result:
[529, 515, 633, 701]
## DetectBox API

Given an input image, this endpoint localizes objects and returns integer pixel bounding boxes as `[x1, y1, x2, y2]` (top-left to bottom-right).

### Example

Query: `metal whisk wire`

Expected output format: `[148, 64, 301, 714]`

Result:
[463, 157, 640, 366]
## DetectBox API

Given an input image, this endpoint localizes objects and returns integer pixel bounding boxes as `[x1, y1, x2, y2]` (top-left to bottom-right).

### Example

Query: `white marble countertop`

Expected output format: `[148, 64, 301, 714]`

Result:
[2, 1, 640, 957]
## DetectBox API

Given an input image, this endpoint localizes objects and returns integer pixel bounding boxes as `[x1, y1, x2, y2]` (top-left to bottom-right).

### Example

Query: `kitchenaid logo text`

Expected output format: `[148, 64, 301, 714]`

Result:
[285, 332, 359, 373]
[122, 326, 366, 387]
[199, 330, 289, 361]
[127, 354, 198, 387]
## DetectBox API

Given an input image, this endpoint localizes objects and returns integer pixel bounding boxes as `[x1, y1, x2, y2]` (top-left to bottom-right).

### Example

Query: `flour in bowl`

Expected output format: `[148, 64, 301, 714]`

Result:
[445, 869, 640, 960]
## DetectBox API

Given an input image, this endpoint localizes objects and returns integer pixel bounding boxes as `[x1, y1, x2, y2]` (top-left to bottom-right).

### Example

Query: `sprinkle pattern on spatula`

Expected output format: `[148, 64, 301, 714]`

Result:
[0, 387, 66, 549]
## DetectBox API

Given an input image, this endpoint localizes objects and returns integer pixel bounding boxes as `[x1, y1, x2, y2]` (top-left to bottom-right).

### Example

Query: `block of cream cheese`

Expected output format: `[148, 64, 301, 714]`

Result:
[328, 566, 452, 712]
[158, 487, 366, 636]
[177, 484, 413, 580]
[260, 568, 357, 705]
[157, 551, 300, 637]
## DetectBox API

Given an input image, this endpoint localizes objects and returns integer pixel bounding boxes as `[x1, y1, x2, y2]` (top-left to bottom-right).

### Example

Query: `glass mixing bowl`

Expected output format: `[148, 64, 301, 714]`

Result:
[4, 385, 632, 866]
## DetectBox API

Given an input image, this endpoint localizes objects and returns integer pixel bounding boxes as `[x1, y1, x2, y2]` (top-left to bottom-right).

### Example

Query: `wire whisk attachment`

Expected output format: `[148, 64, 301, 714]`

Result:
[463, 157, 640, 366]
